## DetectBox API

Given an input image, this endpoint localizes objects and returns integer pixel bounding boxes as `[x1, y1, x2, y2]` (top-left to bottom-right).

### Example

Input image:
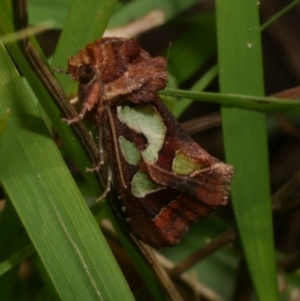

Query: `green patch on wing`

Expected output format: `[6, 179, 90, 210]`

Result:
[172, 150, 201, 175]
[131, 171, 164, 198]
[118, 135, 141, 165]
[117, 105, 166, 164]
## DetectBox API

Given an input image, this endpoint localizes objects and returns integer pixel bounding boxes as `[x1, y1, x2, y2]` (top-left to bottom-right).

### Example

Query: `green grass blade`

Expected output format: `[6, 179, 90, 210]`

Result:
[0, 41, 134, 300]
[160, 89, 300, 115]
[0, 244, 35, 276]
[216, 1, 280, 300]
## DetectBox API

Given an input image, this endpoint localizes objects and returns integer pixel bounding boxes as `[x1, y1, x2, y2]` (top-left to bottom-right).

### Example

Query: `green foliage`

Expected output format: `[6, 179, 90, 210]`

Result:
[216, 1, 278, 300]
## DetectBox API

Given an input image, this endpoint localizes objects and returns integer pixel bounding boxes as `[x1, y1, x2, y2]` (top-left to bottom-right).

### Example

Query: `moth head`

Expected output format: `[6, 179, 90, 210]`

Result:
[77, 64, 103, 114]
[78, 64, 96, 85]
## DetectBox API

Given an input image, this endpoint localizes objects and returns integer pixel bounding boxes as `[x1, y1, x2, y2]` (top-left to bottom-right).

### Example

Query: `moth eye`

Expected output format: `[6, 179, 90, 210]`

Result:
[78, 64, 95, 84]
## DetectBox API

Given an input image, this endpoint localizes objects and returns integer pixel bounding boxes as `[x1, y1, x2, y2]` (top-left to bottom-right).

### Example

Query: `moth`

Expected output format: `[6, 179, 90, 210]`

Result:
[64, 37, 234, 248]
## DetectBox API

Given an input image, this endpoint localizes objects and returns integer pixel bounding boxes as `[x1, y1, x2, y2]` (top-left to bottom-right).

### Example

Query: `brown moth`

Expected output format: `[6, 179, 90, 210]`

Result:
[64, 37, 234, 247]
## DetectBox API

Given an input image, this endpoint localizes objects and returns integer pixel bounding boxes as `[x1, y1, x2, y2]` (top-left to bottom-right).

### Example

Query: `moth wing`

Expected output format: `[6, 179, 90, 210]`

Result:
[144, 99, 233, 207]
[144, 161, 232, 207]
[103, 99, 233, 247]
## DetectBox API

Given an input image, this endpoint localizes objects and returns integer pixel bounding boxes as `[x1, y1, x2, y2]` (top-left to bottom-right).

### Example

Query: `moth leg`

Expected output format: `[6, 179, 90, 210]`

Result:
[96, 167, 112, 202]
[85, 126, 104, 171]
[64, 75, 103, 124]
[62, 103, 89, 125]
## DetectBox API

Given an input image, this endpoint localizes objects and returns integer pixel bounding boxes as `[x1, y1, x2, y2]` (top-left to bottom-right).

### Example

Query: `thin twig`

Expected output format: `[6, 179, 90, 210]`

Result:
[181, 112, 221, 135]
[169, 229, 236, 278]
[134, 239, 185, 301]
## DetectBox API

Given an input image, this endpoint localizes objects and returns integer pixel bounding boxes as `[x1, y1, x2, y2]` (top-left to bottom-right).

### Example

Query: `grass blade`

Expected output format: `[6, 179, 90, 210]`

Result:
[216, 1, 280, 300]
[0, 40, 134, 300]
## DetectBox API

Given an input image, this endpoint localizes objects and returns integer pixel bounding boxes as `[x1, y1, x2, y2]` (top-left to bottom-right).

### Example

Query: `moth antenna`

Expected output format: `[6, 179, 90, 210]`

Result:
[52, 67, 68, 75]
